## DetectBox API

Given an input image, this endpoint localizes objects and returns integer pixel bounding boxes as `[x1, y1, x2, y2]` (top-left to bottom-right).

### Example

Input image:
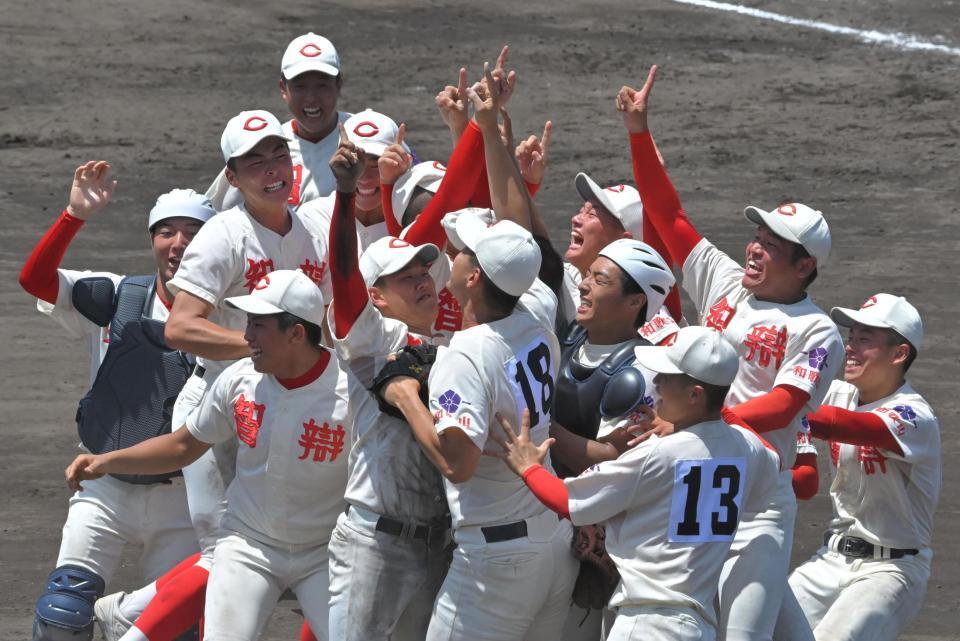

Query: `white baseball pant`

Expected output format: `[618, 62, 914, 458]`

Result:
[203, 529, 331, 641]
[606, 606, 714, 641]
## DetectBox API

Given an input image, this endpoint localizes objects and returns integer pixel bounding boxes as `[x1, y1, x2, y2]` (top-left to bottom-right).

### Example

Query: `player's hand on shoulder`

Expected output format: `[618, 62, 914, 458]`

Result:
[330, 123, 367, 194]
[435, 67, 470, 143]
[378, 124, 412, 186]
[64, 453, 107, 491]
[625, 403, 675, 446]
[616, 64, 658, 134]
[489, 409, 554, 477]
[67, 160, 117, 220]
[515, 121, 552, 185]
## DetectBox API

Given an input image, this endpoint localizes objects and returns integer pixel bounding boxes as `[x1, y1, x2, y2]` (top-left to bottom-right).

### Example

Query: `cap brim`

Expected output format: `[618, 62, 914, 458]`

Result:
[633, 345, 684, 376]
[453, 212, 489, 253]
[224, 294, 285, 316]
[743, 206, 802, 245]
[575, 173, 619, 221]
[829, 306, 893, 331]
[283, 61, 340, 80]
[378, 244, 442, 280]
[227, 133, 293, 160]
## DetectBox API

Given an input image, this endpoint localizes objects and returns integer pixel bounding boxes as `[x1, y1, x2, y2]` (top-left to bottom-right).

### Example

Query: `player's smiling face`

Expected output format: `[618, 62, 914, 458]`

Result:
[280, 71, 341, 141]
[243, 314, 294, 373]
[369, 259, 438, 332]
[741, 225, 809, 301]
[355, 155, 382, 213]
[565, 200, 628, 274]
[150, 217, 203, 284]
[843, 324, 907, 389]
[577, 257, 644, 334]
[228, 138, 294, 209]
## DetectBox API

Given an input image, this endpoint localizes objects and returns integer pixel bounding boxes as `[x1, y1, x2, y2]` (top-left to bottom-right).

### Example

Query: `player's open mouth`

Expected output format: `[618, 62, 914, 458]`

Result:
[168, 257, 181, 270]
[250, 347, 263, 360]
[264, 181, 285, 193]
[745, 259, 761, 277]
[357, 185, 378, 197]
[303, 106, 322, 117]
[577, 297, 591, 314]
[569, 231, 583, 248]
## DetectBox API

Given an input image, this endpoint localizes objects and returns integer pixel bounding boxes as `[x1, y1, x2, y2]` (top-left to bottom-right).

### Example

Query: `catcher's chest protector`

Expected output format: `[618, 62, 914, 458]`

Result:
[73, 275, 194, 484]
[553, 323, 645, 440]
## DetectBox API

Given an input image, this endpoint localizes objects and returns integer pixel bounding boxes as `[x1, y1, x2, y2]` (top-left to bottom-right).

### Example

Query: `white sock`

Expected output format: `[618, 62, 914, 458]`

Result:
[119, 626, 150, 641]
[117, 581, 157, 621]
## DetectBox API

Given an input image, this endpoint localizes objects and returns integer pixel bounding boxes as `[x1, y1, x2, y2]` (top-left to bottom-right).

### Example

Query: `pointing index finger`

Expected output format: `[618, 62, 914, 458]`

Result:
[495, 45, 509, 72]
[338, 122, 349, 145]
[395, 122, 406, 146]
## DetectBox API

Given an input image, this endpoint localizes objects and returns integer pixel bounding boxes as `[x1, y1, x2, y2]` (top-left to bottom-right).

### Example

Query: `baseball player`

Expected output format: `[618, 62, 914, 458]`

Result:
[94, 109, 334, 641]
[323, 124, 452, 641]
[775, 294, 939, 641]
[65, 269, 358, 641]
[617, 65, 843, 641]
[206, 32, 351, 211]
[490, 326, 783, 641]
[19, 161, 212, 641]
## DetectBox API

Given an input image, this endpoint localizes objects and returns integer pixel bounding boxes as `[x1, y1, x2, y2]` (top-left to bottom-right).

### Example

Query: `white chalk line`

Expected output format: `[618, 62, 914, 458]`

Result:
[669, 0, 960, 57]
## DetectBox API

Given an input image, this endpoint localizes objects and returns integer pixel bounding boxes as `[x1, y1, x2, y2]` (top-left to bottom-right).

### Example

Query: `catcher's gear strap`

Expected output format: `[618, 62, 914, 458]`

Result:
[75, 275, 193, 484]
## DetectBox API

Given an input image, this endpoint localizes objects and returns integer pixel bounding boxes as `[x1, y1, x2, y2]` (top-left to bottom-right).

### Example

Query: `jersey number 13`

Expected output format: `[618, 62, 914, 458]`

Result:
[668, 458, 746, 542]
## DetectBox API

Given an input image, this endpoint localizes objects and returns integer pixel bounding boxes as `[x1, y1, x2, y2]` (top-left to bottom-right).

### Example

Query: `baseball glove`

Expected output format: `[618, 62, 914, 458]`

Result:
[370, 343, 438, 419]
[570, 524, 620, 611]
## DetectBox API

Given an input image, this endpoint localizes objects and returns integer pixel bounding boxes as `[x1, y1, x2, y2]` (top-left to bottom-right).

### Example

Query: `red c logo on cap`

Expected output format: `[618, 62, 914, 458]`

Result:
[389, 238, 411, 249]
[352, 121, 380, 138]
[777, 204, 797, 216]
[432, 161, 446, 171]
[299, 43, 323, 57]
[255, 275, 271, 290]
[860, 296, 878, 309]
[605, 185, 626, 193]
[244, 116, 268, 132]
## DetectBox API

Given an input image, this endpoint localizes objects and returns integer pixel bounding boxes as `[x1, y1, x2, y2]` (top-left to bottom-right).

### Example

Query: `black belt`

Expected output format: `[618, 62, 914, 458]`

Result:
[481, 520, 528, 543]
[374, 513, 447, 545]
[824, 532, 918, 559]
[192, 364, 206, 378]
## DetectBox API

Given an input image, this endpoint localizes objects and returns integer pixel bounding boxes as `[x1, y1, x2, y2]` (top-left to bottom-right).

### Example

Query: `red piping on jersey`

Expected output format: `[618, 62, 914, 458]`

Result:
[277, 349, 331, 390]
[722, 406, 781, 467]
[19, 209, 85, 304]
[522, 464, 571, 520]
[791, 453, 819, 500]
[729, 385, 810, 434]
[628, 131, 703, 266]
[806, 405, 903, 455]
[329, 191, 368, 338]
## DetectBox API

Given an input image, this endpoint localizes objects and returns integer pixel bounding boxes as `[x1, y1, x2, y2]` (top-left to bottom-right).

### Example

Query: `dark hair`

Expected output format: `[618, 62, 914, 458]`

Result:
[401, 187, 433, 228]
[617, 268, 649, 329]
[463, 249, 520, 315]
[276, 311, 323, 346]
[790, 243, 818, 288]
[681, 374, 729, 412]
[885, 328, 918, 374]
[226, 157, 237, 173]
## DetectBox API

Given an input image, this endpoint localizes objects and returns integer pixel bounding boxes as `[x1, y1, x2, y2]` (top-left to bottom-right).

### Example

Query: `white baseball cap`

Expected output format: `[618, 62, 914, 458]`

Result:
[598, 239, 676, 322]
[281, 33, 340, 80]
[359, 236, 440, 287]
[441, 207, 497, 251]
[220, 110, 290, 163]
[391, 161, 446, 225]
[575, 172, 644, 239]
[831, 293, 923, 351]
[743, 202, 831, 267]
[454, 214, 541, 297]
[147, 189, 216, 231]
[225, 269, 325, 327]
[634, 326, 739, 386]
[344, 109, 407, 157]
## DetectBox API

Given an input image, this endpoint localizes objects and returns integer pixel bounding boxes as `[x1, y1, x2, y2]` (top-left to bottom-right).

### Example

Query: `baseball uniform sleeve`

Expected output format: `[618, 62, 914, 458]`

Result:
[795, 418, 818, 456]
[205, 167, 243, 212]
[167, 216, 240, 305]
[681, 238, 744, 317]
[565, 442, 657, 526]
[428, 348, 490, 450]
[518, 278, 559, 329]
[772, 319, 844, 407]
[868, 399, 939, 464]
[330, 302, 409, 382]
[638, 305, 681, 345]
[185, 368, 236, 445]
[38, 269, 124, 339]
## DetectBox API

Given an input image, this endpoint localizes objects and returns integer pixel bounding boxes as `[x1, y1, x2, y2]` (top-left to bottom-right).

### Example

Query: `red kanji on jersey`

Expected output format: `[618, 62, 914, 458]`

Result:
[705, 297, 735, 330]
[830, 441, 840, 467]
[743, 324, 788, 369]
[858, 446, 888, 475]
[640, 315, 671, 339]
[244, 258, 275, 292]
[288, 165, 304, 205]
[299, 258, 327, 287]
[234, 394, 265, 448]
[298, 419, 346, 462]
[434, 287, 462, 333]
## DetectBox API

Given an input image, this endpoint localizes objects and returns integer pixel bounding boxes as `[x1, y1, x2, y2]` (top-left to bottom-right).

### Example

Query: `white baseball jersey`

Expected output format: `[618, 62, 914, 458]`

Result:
[167, 204, 332, 381]
[682, 238, 843, 468]
[206, 114, 351, 212]
[186, 352, 354, 545]
[328, 284, 450, 524]
[566, 419, 781, 623]
[298, 192, 389, 254]
[428, 279, 561, 528]
[822, 380, 940, 550]
[561, 261, 680, 345]
[38, 269, 168, 384]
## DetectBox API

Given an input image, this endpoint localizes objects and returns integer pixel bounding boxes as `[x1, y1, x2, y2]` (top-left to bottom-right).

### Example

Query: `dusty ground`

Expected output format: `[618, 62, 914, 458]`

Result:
[1, 0, 957, 638]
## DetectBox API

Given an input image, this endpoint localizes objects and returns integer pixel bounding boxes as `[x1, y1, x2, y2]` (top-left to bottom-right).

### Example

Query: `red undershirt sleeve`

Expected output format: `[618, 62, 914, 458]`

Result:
[642, 212, 683, 321]
[524, 179, 540, 199]
[403, 122, 486, 249]
[721, 406, 781, 464]
[381, 183, 401, 238]
[329, 192, 368, 339]
[628, 131, 703, 266]
[729, 385, 810, 433]
[521, 464, 571, 520]
[19, 209, 85, 304]
[806, 406, 903, 455]
[791, 453, 819, 500]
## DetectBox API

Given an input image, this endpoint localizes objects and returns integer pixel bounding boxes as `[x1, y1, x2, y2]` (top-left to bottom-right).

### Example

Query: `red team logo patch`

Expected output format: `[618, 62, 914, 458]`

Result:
[352, 121, 380, 138]
[432, 161, 446, 171]
[389, 238, 411, 249]
[254, 275, 271, 291]
[234, 394, 266, 448]
[299, 43, 323, 57]
[606, 185, 627, 193]
[243, 116, 268, 132]
[777, 204, 797, 216]
[860, 296, 878, 309]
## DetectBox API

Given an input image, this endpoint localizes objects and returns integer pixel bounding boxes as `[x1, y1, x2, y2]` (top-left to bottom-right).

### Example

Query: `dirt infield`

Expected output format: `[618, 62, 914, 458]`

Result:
[2, 0, 957, 638]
